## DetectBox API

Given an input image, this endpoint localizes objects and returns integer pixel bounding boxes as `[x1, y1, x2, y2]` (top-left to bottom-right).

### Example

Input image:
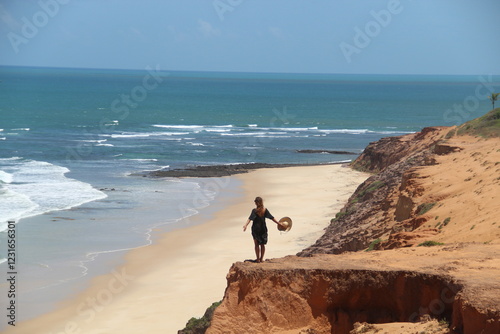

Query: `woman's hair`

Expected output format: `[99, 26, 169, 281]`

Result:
[254, 196, 265, 217]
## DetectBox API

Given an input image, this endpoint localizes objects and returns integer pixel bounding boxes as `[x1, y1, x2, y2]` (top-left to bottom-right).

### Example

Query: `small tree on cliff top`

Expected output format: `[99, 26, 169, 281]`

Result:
[489, 92, 499, 109]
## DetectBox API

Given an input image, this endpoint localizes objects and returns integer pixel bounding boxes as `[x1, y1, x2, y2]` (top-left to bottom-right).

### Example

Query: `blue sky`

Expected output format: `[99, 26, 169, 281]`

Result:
[0, 0, 499, 75]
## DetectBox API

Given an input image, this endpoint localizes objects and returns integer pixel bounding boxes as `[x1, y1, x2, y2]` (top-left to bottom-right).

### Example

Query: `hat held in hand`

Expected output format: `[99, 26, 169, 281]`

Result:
[278, 217, 292, 232]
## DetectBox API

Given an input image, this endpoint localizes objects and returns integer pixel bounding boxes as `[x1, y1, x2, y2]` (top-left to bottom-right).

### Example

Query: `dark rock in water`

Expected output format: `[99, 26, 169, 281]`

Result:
[297, 149, 359, 155]
[146, 162, 345, 178]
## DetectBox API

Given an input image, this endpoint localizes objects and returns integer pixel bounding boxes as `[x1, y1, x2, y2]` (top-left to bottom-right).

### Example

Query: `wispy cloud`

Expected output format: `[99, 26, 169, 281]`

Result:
[269, 26, 284, 39]
[198, 19, 220, 38]
[0, 4, 20, 31]
[167, 25, 188, 42]
[130, 27, 146, 42]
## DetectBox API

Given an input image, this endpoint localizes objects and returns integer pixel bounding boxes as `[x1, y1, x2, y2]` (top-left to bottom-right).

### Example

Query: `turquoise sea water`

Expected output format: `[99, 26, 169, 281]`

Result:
[0, 66, 498, 324]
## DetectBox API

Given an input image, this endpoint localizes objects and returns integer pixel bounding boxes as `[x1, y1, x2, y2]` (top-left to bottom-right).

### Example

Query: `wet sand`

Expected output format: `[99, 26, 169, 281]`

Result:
[5, 164, 368, 334]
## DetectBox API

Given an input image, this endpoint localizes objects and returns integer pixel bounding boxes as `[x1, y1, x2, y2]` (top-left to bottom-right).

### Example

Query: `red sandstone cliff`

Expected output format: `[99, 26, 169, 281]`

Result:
[208, 245, 500, 334]
[299, 126, 449, 256]
[205, 111, 500, 333]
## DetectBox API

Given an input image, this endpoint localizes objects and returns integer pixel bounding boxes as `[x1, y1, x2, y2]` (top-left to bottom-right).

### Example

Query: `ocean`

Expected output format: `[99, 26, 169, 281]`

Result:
[0, 66, 498, 324]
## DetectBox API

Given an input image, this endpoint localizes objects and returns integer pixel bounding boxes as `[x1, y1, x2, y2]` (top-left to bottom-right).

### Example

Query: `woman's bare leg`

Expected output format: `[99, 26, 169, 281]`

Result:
[254, 239, 260, 262]
[259, 244, 265, 262]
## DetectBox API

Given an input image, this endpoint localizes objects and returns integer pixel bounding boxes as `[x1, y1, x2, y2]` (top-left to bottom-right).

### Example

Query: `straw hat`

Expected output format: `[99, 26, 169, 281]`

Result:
[278, 217, 292, 232]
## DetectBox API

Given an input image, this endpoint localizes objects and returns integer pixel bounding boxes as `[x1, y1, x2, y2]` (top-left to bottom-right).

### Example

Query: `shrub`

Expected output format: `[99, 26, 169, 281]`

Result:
[416, 202, 436, 215]
[366, 238, 382, 251]
[358, 181, 385, 199]
[418, 240, 444, 247]
[179, 301, 222, 334]
[332, 211, 348, 222]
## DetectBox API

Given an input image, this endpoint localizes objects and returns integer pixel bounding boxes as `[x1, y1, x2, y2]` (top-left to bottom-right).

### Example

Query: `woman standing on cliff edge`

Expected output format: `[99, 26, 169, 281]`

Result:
[243, 196, 283, 263]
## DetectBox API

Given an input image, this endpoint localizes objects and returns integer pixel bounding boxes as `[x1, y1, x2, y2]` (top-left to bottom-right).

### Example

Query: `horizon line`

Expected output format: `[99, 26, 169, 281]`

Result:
[1, 64, 498, 78]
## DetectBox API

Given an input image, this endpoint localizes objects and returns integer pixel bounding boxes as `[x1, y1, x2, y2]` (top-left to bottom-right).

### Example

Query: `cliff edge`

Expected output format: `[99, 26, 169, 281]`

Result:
[208, 244, 500, 334]
[205, 110, 500, 334]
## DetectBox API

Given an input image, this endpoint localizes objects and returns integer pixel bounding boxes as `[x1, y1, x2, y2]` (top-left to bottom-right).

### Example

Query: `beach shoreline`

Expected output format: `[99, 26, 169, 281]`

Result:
[5, 164, 368, 334]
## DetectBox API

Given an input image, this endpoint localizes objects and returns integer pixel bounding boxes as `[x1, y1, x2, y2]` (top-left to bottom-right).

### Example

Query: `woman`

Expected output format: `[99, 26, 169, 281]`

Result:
[243, 196, 283, 263]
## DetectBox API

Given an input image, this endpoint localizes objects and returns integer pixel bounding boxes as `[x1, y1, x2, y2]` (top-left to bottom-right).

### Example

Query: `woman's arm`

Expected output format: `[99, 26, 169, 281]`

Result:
[243, 219, 251, 231]
[272, 217, 284, 227]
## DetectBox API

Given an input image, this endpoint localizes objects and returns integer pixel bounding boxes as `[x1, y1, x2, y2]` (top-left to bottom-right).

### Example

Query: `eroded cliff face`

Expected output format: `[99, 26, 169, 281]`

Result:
[207, 124, 500, 334]
[299, 127, 449, 256]
[299, 126, 500, 255]
[207, 246, 500, 334]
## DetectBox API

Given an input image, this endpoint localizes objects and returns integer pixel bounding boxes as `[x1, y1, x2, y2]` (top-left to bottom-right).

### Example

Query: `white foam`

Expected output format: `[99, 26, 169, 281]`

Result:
[0, 170, 13, 183]
[221, 132, 268, 136]
[111, 133, 151, 138]
[152, 124, 233, 130]
[0, 221, 6, 234]
[12, 128, 30, 131]
[255, 135, 300, 138]
[111, 131, 189, 138]
[318, 129, 412, 135]
[259, 126, 318, 132]
[0, 160, 107, 230]
[153, 124, 203, 129]
[123, 159, 158, 162]
[96, 139, 114, 147]
[0, 157, 22, 161]
[318, 129, 371, 134]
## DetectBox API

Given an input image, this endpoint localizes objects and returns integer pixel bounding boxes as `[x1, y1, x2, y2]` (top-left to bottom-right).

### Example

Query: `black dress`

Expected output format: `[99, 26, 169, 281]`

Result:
[249, 208, 274, 245]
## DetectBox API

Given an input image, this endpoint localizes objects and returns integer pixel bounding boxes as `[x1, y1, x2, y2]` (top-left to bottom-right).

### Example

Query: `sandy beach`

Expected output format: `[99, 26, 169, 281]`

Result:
[6, 164, 368, 334]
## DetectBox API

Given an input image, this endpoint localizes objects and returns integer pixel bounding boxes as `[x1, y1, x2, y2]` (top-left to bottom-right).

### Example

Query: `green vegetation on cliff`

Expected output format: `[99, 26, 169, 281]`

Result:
[178, 301, 221, 334]
[454, 108, 500, 138]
